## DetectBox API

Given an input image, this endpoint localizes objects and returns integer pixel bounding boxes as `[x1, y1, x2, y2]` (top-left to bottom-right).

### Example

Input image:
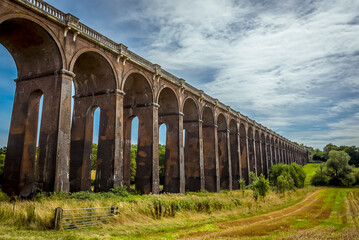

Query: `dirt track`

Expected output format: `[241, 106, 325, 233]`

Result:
[178, 188, 359, 239]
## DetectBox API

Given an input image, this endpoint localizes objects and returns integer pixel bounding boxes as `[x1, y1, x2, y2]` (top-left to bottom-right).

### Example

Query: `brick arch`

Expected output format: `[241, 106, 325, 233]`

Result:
[1, 15, 69, 196]
[0, 14, 65, 78]
[202, 106, 217, 192]
[229, 119, 240, 189]
[121, 70, 153, 94]
[183, 97, 201, 192]
[217, 113, 229, 190]
[122, 71, 155, 194]
[157, 86, 181, 193]
[182, 96, 200, 118]
[239, 122, 249, 183]
[69, 49, 118, 193]
[70, 50, 117, 95]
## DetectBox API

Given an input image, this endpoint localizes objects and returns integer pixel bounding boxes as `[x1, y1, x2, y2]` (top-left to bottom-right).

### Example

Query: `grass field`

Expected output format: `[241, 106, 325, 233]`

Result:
[303, 163, 321, 185]
[165, 187, 359, 239]
[0, 188, 315, 239]
[1, 163, 358, 239]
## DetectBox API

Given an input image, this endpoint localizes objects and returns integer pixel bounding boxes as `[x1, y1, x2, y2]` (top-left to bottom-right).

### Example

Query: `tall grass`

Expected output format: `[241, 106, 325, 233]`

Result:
[0, 187, 314, 233]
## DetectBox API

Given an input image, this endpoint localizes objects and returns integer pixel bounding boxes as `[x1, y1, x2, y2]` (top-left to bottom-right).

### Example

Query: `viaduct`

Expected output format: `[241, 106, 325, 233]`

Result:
[0, 0, 309, 196]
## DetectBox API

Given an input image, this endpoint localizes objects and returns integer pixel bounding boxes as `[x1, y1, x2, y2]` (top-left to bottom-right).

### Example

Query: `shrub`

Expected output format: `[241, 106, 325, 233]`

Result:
[311, 163, 328, 186]
[289, 163, 306, 188]
[238, 178, 246, 196]
[110, 185, 130, 197]
[249, 172, 270, 201]
[269, 163, 305, 190]
[0, 189, 9, 201]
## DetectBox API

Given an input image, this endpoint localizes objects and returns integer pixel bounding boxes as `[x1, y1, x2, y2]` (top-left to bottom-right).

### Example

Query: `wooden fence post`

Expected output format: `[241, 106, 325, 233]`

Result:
[54, 207, 63, 230]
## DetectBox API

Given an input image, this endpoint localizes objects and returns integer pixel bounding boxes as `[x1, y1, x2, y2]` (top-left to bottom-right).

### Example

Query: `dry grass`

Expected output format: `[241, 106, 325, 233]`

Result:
[0, 188, 315, 239]
[175, 188, 359, 240]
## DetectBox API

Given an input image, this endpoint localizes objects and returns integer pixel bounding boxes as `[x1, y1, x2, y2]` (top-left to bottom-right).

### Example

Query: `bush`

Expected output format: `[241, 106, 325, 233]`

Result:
[0, 189, 9, 201]
[249, 172, 270, 201]
[110, 186, 130, 197]
[311, 163, 328, 186]
[355, 171, 359, 185]
[289, 163, 306, 188]
[269, 163, 306, 190]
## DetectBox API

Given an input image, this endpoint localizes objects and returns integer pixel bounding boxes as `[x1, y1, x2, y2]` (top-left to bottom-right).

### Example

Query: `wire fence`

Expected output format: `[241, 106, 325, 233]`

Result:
[54, 206, 119, 230]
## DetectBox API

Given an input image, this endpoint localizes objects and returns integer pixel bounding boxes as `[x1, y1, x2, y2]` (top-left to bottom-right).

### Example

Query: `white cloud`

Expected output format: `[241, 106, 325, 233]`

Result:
[133, 0, 359, 149]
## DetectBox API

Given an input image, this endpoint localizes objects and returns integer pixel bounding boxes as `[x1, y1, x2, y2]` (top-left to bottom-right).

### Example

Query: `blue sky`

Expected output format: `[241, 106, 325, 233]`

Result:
[1, 0, 359, 150]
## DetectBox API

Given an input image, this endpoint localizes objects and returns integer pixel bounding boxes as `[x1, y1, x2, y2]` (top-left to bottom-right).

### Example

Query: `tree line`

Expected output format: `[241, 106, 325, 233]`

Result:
[310, 143, 359, 167]
[91, 144, 167, 185]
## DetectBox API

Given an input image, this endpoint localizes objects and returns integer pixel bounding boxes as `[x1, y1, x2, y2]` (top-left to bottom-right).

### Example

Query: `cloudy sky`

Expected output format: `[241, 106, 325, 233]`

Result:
[0, 0, 358, 149]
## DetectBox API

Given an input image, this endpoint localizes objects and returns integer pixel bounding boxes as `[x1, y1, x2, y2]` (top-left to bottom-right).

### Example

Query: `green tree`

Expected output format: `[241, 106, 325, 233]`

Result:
[91, 143, 98, 170]
[311, 163, 328, 186]
[159, 145, 166, 185]
[249, 172, 270, 201]
[130, 145, 137, 182]
[238, 178, 246, 197]
[326, 150, 355, 186]
[323, 143, 338, 160]
[311, 148, 325, 162]
[0, 147, 6, 180]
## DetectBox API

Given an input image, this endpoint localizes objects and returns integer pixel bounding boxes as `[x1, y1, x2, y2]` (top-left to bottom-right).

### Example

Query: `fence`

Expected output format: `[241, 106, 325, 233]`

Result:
[54, 206, 119, 230]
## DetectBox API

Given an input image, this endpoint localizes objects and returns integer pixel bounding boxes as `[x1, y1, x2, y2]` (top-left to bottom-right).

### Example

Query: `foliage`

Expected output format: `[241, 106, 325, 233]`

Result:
[91, 143, 98, 170]
[0, 147, 6, 183]
[355, 171, 359, 185]
[269, 163, 306, 190]
[159, 144, 166, 185]
[326, 150, 355, 186]
[289, 163, 306, 188]
[310, 148, 325, 162]
[110, 185, 130, 197]
[322, 143, 359, 167]
[311, 150, 356, 186]
[310, 163, 328, 186]
[0, 189, 9, 201]
[238, 178, 246, 196]
[249, 172, 270, 201]
[130, 145, 137, 182]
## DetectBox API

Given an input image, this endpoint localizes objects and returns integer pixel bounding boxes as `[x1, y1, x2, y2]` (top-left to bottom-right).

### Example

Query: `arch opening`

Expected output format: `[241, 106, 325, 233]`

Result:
[183, 98, 200, 192]
[159, 123, 167, 192]
[1, 18, 66, 196]
[217, 114, 229, 190]
[158, 87, 180, 193]
[239, 123, 249, 184]
[254, 130, 261, 175]
[261, 133, 267, 176]
[247, 127, 255, 175]
[123, 73, 154, 194]
[202, 107, 217, 192]
[70, 51, 117, 192]
[229, 120, 239, 189]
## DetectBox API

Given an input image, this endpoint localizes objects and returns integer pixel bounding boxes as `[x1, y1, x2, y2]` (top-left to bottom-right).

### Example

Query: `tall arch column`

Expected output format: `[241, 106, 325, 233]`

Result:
[4, 71, 73, 196]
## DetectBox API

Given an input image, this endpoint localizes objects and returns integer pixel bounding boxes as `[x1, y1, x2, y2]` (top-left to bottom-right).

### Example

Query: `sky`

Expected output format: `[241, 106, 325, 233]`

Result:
[0, 0, 359, 150]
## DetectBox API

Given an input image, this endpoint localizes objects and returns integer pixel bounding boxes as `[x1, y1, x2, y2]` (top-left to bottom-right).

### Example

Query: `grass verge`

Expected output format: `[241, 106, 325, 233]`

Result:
[0, 187, 315, 239]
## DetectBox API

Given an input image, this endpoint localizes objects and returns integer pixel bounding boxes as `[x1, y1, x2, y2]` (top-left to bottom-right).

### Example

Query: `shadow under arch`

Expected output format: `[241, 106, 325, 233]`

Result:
[70, 51, 118, 192]
[183, 97, 201, 192]
[1, 17, 71, 196]
[158, 87, 182, 193]
[202, 106, 218, 192]
[123, 72, 156, 194]
[247, 126, 255, 174]
[217, 113, 229, 190]
[229, 119, 239, 189]
[239, 123, 249, 184]
[255, 130, 261, 175]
